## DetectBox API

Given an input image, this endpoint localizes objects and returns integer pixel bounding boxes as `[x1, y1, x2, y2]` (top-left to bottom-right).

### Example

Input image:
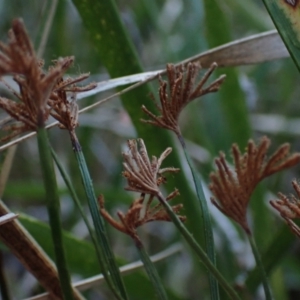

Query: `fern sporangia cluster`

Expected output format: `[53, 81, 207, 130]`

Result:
[99, 139, 185, 241]
[0, 19, 95, 142]
[270, 180, 300, 238]
[141, 62, 226, 136]
[209, 136, 300, 234]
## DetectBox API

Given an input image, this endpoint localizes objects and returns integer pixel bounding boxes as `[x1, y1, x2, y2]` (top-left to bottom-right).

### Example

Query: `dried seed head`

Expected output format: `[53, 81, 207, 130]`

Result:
[270, 180, 300, 238]
[122, 139, 179, 196]
[209, 136, 300, 234]
[100, 138, 185, 240]
[141, 62, 225, 136]
[99, 189, 185, 240]
[0, 19, 96, 141]
[48, 72, 96, 132]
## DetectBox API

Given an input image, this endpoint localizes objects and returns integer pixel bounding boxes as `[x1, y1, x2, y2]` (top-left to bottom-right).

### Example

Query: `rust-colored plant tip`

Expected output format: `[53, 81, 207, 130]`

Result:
[209, 136, 300, 234]
[99, 192, 186, 241]
[100, 138, 185, 240]
[270, 180, 300, 238]
[122, 138, 180, 196]
[141, 62, 226, 136]
[48, 72, 96, 133]
[0, 19, 96, 142]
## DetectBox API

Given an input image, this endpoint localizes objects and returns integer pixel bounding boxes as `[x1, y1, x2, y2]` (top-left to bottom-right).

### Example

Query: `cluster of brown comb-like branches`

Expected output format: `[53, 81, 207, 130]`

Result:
[141, 62, 226, 136]
[270, 180, 300, 238]
[99, 191, 185, 241]
[0, 19, 95, 142]
[122, 139, 180, 195]
[100, 139, 185, 241]
[47, 72, 95, 134]
[209, 136, 300, 234]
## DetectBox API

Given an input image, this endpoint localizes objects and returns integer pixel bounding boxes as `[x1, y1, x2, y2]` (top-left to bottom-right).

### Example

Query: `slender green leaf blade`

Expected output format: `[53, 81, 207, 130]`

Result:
[262, 0, 300, 71]
[36, 127, 74, 300]
[73, 144, 126, 300]
[135, 242, 168, 300]
[181, 143, 218, 299]
[246, 224, 295, 291]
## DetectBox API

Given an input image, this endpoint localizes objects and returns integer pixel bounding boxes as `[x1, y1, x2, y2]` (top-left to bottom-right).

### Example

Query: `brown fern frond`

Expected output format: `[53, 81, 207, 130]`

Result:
[209, 136, 300, 233]
[141, 62, 225, 135]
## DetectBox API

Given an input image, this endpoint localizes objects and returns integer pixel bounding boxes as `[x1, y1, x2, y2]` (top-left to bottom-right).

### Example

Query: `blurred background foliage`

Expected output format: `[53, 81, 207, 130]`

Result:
[1, 0, 300, 299]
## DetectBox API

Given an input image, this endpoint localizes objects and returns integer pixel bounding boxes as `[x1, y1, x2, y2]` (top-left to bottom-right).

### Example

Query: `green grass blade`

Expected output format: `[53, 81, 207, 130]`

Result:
[135, 240, 169, 300]
[246, 224, 294, 291]
[247, 233, 272, 300]
[36, 127, 74, 300]
[156, 192, 240, 300]
[262, 0, 300, 72]
[51, 147, 105, 270]
[71, 137, 127, 300]
[179, 137, 218, 299]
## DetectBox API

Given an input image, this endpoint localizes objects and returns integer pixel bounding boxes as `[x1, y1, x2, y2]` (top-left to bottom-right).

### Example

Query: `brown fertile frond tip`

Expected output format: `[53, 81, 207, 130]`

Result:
[209, 136, 300, 234]
[122, 138, 180, 196]
[141, 62, 226, 136]
[270, 180, 300, 238]
[99, 192, 186, 240]
[0, 19, 96, 142]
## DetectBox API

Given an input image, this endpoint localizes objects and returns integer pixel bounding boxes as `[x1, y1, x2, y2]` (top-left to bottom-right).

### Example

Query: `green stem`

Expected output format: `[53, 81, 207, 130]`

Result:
[50, 148, 111, 283]
[156, 192, 240, 300]
[178, 134, 219, 299]
[135, 238, 169, 300]
[70, 133, 127, 300]
[247, 233, 272, 300]
[36, 127, 74, 300]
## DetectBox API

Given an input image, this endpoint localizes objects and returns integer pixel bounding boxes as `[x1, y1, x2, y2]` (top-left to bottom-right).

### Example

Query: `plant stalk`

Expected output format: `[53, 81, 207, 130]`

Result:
[70, 132, 127, 300]
[156, 192, 240, 300]
[178, 134, 219, 299]
[36, 127, 74, 300]
[247, 233, 272, 300]
[50, 147, 106, 275]
[134, 238, 169, 300]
